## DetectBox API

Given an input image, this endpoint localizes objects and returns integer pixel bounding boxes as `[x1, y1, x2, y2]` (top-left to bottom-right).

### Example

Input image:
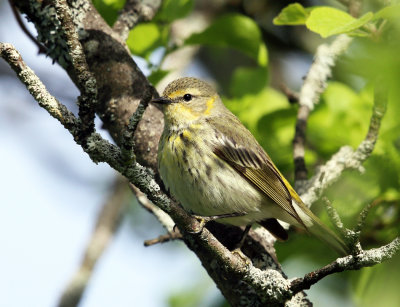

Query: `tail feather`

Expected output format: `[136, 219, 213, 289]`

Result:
[292, 200, 350, 256]
[307, 217, 349, 256]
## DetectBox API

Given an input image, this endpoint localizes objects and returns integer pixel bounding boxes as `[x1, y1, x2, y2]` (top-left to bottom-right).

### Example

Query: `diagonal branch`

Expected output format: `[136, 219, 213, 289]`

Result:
[113, 0, 162, 41]
[293, 34, 353, 185]
[58, 176, 128, 307]
[52, 0, 98, 144]
[121, 89, 155, 162]
[1, 42, 292, 305]
[8, 0, 47, 54]
[300, 82, 388, 207]
[0, 43, 78, 132]
[290, 237, 400, 294]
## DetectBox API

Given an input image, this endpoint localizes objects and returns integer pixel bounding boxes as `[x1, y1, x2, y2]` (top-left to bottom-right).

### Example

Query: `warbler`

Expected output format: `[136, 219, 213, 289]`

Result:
[153, 77, 349, 255]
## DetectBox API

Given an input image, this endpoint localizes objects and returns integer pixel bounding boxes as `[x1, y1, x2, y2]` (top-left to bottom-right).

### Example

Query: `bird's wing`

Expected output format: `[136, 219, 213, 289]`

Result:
[208, 115, 304, 226]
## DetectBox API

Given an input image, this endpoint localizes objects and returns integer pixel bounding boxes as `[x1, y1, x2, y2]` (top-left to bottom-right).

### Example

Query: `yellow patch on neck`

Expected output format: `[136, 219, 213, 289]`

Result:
[167, 103, 198, 122]
[204, 95, 217, 115]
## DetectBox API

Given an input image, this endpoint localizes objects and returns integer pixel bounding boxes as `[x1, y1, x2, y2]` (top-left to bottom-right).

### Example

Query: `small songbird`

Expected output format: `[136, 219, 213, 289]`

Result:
[153, 77, 349, 255]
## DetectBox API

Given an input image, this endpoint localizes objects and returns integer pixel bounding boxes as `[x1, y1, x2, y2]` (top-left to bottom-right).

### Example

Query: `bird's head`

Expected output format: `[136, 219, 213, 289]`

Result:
[152, 77, 223, 128]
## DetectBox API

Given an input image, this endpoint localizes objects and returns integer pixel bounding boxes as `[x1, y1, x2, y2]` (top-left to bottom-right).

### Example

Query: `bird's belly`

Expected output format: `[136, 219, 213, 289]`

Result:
[159, 137, 276, 226]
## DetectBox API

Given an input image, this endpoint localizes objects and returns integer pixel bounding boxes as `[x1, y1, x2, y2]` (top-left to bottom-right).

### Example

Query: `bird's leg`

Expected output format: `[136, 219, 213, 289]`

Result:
[231, 225, 252, 264]
[235, 224, 252, 250]
[190, 212, 246, 234]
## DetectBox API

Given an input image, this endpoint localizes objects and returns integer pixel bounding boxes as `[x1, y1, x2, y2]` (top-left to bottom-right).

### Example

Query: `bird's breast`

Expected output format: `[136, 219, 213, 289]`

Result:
[158, 125, 265, 221]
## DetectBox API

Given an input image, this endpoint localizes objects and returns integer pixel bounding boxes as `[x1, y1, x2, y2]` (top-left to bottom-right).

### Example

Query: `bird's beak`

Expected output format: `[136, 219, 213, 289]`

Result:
[151, 96, 172, 105]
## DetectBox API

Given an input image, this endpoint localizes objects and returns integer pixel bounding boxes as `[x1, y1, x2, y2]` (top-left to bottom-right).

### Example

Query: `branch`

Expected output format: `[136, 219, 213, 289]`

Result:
[2, 42, 297, 305]
[53, 0, 98, 144]
[121, 89, 155, 162]
[15, 0, 164, 170]
[300, 82, 388, 206]
[294, 34, 353, 186]
[290, 237, 400, 294]
[144, 232, 182, 246]
[8, 0, 47, 54]
[5, 3, 306, 305]
[129, 183, 176, 234]
[113, 0, 162, 40]
[58, 176, 128, 307]
[0, 43, 78, 132]
[335, 0, 363, 17]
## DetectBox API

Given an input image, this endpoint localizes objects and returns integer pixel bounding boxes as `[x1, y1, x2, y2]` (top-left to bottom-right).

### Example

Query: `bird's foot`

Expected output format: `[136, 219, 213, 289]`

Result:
[190, 212, 246, 234]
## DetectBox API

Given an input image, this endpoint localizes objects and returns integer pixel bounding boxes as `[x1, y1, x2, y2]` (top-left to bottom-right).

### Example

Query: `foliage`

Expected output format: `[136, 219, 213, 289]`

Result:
[86, 0, 400, 305]
[274, 2, 400, 38]
[92, 0, 125, 25]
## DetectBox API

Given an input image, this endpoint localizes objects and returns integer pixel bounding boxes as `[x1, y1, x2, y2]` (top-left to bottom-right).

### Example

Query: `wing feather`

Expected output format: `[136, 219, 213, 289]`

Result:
[209, 117, 303, 225]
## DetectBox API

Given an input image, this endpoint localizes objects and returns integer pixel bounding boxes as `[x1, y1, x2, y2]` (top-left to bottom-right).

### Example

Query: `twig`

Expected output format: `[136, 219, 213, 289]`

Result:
[3, 38, 394, 305]
[322, 197, 345, 233]
[293, 105, 310, 181]
[144, 232, 182, 246]
[293, 35, 353, 185]
[52, 0, 98, 144]
[121, 88, 155, 162]
[130, 183, 182, 247]
[290, 237, 400, 294]
[323, 197, 361, 252]
[1, 43, 177, 235]
[0, 43, 78, 132]
[355, 202, 375, 234]
[129, 183, 176, 233]
[58, 176, 128, 307]
[5, 6, 307, 306]
[280, 83, 299, 104]
[8, 0, 47, 54]
[113, 0, 162, 41]
[300, 81, 388, 206]
[335, 0, 363, 17]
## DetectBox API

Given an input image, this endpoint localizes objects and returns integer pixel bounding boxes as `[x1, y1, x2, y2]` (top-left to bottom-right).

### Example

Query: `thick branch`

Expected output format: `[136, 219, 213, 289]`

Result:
[9, 2, 385, 305]
[2, 43, 304, 305]
[53, 0, 98, 143]
[15, 0, 163, 169]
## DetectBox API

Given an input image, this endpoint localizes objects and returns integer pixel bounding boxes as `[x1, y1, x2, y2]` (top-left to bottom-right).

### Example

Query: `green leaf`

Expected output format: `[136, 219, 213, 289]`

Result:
[229, 66, 268, 97]
[155, 0, 194, 22]
[273, 3, 309, 25]
[306, 7, 373, 38]
[92, 0, 125, 25]
[148, 69, 170, 85]
[308, 82, 373, 155]
[224, 87, 288, 134]
[373, 4, 400, 21]
[126, 23, 167, 57]
[185, 14, 268, 66]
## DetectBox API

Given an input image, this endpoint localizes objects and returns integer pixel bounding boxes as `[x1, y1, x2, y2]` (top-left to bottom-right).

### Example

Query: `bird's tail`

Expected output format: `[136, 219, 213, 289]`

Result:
[307, 215, 349, 256]
[293, 200, 350, 256]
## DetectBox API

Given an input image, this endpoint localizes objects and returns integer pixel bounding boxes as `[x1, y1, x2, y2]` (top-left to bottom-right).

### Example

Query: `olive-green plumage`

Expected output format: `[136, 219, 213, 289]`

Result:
[153, 77, 349, 255]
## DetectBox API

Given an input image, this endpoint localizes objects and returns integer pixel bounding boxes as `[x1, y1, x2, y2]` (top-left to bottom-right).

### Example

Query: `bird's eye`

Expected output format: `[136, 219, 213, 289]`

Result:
[183, 94, 192, 102]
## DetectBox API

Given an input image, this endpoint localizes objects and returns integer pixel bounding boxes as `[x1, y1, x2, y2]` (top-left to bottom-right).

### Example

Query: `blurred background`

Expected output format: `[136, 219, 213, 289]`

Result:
[1, 0, 400, 306]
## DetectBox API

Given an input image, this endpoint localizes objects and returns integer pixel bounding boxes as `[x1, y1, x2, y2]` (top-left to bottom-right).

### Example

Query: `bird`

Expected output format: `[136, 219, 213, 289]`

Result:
[152, 77, 349, 255]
